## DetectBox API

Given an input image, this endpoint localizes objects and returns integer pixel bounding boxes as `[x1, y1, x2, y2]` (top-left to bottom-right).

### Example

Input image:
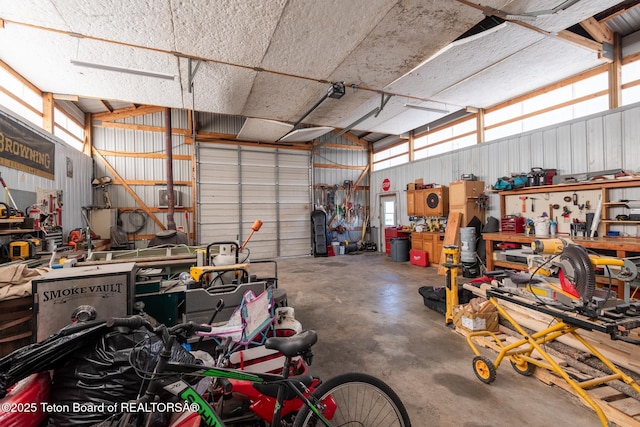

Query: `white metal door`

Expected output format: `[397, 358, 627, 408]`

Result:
[196, 143, 311, 259]
[379, 194, 397, 252]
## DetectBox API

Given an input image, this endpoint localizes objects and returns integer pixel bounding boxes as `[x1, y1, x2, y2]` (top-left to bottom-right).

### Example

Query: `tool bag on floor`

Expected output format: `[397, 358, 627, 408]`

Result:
[418, 286, 474, 316]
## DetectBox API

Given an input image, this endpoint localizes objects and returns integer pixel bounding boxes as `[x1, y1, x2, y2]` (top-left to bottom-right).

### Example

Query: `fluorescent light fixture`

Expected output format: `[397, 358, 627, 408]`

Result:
[412, 108, 475, 134]
[70, 59, 175, 80]
[279, 127, 334, 142]
[504, 14, 537, 21]
[237, 118, 293, 142]
[404, 103, 449, 114]
[373, 134, 406, 151]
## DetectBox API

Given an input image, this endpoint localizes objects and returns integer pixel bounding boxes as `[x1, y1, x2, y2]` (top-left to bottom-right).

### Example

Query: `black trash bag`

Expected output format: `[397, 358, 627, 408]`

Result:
[0, 321, 109, 399]
[47, 327, 200, 426]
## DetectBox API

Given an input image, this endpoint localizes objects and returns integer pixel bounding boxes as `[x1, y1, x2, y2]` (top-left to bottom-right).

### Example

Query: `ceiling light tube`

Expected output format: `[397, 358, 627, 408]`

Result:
[404, 103, 449, 114]
[504, 14, 537, 21]
[70, 59, 175, 80]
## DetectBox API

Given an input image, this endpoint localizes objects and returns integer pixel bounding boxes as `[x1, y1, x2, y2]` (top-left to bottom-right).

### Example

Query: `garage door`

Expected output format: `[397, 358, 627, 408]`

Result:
[197, 143, 312, 259]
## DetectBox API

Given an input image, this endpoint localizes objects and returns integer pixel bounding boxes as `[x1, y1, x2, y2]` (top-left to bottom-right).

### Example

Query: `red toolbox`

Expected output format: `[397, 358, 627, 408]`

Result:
[500, 216, 525, 234]
[410, 249, 429, 267]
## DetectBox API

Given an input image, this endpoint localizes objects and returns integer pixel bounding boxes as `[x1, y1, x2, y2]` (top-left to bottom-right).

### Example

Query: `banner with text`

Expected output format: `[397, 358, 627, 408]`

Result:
[0, 113, 55, 180]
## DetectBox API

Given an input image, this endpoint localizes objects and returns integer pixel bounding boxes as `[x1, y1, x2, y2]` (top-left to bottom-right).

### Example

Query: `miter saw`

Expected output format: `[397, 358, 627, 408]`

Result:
[526, 238, 639, 317]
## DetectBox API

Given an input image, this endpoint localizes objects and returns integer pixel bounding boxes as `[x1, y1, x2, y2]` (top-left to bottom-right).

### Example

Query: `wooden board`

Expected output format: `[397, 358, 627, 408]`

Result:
[437, 211, 462, 275]
[454, 324, 640, 426]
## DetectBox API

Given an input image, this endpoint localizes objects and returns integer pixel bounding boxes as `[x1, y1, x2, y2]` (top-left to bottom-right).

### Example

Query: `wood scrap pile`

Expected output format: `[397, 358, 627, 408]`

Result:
[461, 282, 640, 425]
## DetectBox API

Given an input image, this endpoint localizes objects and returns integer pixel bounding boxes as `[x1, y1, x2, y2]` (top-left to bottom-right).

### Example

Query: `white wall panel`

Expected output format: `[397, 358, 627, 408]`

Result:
[199, 184, 240, 203]
[622, 108, 640, 169]
[555, 124, 573, 172]
[243, 166, 277, 183]
[529, 132, 544, 168]
[586, 116, 605, 171]
[197, 143, 311, 259]
[243, 185, 277, 202]
[570, 122, 589, 173]
[603, 112, 623, 170]
[541, 129, 558, 170]
[371, 102, 640, 234]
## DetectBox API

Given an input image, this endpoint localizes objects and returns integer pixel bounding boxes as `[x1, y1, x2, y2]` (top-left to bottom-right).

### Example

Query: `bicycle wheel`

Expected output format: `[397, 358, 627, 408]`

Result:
[293, 372, 411, 427]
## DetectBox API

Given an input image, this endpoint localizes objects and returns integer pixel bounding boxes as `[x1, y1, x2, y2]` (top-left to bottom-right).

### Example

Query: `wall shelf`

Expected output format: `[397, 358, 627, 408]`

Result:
[0, 218, 35, 236]
[499, 177, 640, 237]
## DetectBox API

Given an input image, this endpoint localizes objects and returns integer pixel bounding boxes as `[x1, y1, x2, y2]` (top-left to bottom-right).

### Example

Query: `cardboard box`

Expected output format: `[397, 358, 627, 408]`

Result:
[453, 305, 499, 332]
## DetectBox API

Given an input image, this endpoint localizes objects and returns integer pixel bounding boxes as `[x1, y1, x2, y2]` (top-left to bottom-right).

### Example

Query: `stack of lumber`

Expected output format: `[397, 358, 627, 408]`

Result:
[459, 282, 640, 425]
[462, 283, 640, 375]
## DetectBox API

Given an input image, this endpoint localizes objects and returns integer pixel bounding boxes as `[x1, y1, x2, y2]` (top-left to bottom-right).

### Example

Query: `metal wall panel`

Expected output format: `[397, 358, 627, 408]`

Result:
[197, 143, 311, 259]
[0, 108, 92, 242]
[92, 110, 193, 242]
[313, 135, 370, 238]
[370, 102, 640, 236]
[196, 112, 244, 134]
[603, 112, 623, 169]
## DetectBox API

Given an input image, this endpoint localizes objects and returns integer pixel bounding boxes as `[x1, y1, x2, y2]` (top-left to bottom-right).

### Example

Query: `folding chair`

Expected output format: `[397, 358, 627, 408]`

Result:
[195, 286, 308, 374]
[196, 286, 276, 355]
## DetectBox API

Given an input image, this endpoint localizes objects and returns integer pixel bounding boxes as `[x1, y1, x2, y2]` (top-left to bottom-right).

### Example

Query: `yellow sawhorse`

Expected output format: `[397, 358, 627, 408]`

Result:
[466, 290, 640, 427]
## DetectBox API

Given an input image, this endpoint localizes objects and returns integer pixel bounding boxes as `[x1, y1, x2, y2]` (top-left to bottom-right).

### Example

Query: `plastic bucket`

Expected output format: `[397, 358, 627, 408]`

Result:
[534, 217, 550, 237]
[390, 238, 410, 262]
[331, 241, 341, 255]
[460, 227, 476, 263]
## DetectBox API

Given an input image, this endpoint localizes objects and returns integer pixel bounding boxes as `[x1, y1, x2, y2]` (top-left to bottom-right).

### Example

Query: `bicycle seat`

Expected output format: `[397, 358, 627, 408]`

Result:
[264, 330, 317, 357]
[253, 374, 314, 400]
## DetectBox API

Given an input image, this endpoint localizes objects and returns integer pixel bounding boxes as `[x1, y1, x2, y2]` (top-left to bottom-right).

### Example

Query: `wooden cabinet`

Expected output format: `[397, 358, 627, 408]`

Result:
[422, 237, 434, 262]
[449, 180, 485, 226]
[407, 187, 449, 217]
[411, 232, 422, 250]
[407, 190, 416, 216]
[433, 233, 444, 263]
[411, 231, 445, 265]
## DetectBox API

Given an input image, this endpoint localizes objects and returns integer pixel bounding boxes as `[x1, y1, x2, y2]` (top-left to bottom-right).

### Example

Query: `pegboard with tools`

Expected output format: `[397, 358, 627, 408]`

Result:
[36, 187, 63, 231]
[502, 189, 600, 235]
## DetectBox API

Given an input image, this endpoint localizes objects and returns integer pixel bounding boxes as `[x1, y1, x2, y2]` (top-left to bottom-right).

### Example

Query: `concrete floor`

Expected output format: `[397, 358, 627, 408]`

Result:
[264, 252, 603, 427]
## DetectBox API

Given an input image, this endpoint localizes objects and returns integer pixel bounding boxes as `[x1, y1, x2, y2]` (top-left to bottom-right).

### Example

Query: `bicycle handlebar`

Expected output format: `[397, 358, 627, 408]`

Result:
[106, 315, 153, 330]
[168, 322, 212, 335]
[106, 316, 212, 340]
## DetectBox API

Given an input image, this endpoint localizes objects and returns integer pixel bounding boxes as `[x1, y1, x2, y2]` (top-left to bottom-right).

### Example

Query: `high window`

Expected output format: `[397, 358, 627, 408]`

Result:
[0, 62, 85, 152]
[373, 54, 640, 172]
[372, 142, 409, 170]
[622, 57, 640, 106]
